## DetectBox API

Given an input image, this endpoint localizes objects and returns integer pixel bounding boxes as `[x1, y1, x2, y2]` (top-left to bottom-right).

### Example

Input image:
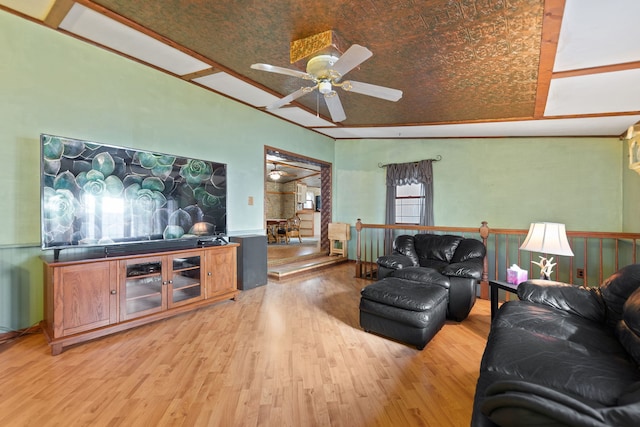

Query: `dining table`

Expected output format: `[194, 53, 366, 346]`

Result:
[266, 218, 286, 243]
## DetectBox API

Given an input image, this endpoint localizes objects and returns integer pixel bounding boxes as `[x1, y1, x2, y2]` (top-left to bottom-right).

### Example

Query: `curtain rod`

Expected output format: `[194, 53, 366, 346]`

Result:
[378, 155, 442, 168]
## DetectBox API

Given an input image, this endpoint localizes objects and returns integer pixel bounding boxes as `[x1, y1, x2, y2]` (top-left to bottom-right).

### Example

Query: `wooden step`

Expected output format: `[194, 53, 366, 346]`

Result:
[268, 255, 349, 279]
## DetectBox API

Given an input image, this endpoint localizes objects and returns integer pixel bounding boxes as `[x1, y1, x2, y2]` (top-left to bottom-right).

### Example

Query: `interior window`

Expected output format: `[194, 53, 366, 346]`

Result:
[303, 191, 315, 210]
[395, 183, 423, 224]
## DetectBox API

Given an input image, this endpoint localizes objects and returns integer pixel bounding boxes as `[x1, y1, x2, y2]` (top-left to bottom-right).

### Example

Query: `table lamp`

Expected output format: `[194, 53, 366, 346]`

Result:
[519, 222, 574, 280]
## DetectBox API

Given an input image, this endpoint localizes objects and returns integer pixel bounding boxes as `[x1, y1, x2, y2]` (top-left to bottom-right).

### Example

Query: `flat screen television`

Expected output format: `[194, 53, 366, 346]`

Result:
[40, 134, 227, 255]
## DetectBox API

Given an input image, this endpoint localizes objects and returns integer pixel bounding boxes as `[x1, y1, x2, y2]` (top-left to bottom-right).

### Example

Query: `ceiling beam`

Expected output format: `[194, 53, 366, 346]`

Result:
[181, 68, 222, 81]
[267, 162, 319, 173]
[44, 0, 75, 28]
[534, 0, 566, 118]
[552, 60, 640, 79]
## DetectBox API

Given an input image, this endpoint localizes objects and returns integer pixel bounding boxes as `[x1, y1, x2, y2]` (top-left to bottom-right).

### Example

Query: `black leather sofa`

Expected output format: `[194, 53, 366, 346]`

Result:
[375, 234, 486, 321]
[472, 263, 640, 427]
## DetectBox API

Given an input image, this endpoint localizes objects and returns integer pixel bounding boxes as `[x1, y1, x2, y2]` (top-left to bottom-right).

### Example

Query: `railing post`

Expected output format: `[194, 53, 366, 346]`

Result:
[479, 221, 490, 300]
[355, 219, 363, 278]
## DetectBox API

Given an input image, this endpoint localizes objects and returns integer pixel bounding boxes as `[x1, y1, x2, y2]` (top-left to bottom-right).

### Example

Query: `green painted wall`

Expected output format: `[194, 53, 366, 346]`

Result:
[0, 10, 333, 330]
[335, 137, 624, 231]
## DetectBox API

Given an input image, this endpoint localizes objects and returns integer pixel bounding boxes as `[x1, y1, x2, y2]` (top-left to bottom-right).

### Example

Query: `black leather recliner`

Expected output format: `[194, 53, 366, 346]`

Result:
[472, 263, 640, 427]
[376, 234, 486, 321]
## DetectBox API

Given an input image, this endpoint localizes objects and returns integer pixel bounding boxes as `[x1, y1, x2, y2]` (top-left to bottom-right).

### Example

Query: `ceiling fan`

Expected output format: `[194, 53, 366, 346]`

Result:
[251, 44, 403, 122]
[267, 162, 295, 181]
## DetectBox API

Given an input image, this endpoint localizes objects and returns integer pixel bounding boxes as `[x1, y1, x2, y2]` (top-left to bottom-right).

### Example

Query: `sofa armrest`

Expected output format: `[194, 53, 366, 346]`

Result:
[376, 254, 414, 270]
[442, 260, 483, 280]
[481, 380, 610, 427]
[517, 280, 606, 323]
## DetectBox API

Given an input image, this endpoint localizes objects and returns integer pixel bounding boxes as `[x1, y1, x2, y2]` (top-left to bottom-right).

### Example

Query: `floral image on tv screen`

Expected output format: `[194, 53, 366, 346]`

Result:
[40, 134, 226, 249]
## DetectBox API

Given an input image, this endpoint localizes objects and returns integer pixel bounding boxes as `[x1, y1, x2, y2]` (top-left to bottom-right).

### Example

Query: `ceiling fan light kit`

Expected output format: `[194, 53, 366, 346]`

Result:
[319, 80, 333, 95]
[267, 162, 295, 181]
[252, 39, 402, 123]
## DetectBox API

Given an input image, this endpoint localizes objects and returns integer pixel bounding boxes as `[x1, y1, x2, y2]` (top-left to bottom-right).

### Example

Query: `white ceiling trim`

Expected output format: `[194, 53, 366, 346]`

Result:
[314, 116, 640, 139]
[59, 3, 210, 76]
[193, 72, 280, 107]
[271, 108, 337, 127]
[554, 0, 640, 72]
[545, 69, 640, 116]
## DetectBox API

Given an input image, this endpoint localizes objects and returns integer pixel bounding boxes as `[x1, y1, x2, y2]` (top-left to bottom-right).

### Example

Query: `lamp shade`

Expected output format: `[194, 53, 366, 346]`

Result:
[519, 222, 574, 257]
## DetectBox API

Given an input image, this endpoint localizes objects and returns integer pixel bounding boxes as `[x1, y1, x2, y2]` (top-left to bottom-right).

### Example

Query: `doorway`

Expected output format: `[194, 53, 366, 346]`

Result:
[264, 146, 332, 264]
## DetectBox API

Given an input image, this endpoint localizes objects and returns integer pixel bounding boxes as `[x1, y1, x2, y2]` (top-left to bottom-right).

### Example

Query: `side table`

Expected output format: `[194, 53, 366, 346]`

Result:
[489, 280, 519, 320]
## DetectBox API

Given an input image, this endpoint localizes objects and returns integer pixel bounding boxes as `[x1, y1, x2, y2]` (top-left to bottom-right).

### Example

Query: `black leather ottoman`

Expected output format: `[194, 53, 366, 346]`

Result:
[359, 277, 448, 350]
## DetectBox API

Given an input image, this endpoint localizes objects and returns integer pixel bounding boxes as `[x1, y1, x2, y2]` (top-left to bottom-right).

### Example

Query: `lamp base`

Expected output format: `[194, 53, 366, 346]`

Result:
[532, 256, 556, 281]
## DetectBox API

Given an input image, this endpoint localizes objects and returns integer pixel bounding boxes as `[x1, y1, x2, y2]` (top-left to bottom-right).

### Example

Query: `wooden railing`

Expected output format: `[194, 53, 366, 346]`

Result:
[354, 219, 640, 300]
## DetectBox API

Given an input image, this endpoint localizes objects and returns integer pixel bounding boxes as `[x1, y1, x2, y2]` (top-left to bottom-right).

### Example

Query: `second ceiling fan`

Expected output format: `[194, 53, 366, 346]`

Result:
[267, 162, 295, 181]
[251, 44, 403, 123]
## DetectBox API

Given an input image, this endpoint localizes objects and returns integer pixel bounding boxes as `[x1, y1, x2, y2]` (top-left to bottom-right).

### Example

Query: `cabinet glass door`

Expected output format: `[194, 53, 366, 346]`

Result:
[169, 254, 203, 307]
[122, 259, 164, 319]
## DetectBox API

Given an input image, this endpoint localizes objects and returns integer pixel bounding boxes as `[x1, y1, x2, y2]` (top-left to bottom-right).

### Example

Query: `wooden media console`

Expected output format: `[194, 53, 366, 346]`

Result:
[41, 244, 238, 355]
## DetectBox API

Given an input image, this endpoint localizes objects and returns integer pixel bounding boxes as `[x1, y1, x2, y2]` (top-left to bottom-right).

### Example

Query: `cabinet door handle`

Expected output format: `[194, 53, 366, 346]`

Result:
[168, 280, 173, 284]
[208, 272, 212, 276]
[110, 290, 117, 295]
[162, 281, 167, 285]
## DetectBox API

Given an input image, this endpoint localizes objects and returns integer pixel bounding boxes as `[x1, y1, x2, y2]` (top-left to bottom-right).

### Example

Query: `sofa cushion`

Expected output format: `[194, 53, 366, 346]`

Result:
[517, 280, 606, 323]
[494, 301, 625, 355]
[413, 234, 462, 265]
[618, 381, 640, 405]
[442, 261, 484, 280]
[389, 266, 450, 289]
[484, 302, 640, 406]
[419, 259, 450, 272]
[617, 287, 640, 366]
[361, 277, 448, 312]
[600, 263, 640, 329]
[393, 234, 419, 266]
[451, 238, 486, 263]
[359, 289, 447, 330]
[376, 254, 414, 270]
[623, 288, 640, 335]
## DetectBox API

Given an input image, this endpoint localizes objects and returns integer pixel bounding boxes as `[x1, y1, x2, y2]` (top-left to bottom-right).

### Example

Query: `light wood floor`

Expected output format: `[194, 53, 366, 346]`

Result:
[0, 263, 491, 427]
[267, 237, 322, 265]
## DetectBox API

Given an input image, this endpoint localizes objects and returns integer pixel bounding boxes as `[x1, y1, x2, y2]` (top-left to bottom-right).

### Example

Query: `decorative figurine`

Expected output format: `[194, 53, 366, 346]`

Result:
[531, 256, 556, 280]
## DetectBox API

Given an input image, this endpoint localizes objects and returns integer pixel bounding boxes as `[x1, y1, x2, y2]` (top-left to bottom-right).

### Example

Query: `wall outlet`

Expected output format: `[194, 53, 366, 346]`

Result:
[248, 196, 254, 206]
[576, 268, 585, 279]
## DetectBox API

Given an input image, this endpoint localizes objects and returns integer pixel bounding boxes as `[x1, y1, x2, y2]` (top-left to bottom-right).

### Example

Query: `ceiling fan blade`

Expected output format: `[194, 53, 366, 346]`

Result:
[332, 44, 373, 78]
[251, 63, 312, 80]
[324, 93, 347, 122]
[266, 87, 310, 110]
[267, 86, 313, 111]
[343, 80, 403, 102]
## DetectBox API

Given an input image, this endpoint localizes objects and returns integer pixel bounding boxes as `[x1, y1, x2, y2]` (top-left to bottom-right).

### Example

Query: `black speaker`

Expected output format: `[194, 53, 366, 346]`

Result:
[315, 195, 322, 211]
[229, 235, 267, 290]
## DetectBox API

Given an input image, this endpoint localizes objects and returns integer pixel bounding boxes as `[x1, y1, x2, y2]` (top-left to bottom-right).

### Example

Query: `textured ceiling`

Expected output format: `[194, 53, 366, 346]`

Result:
[3, 0, 640, 137]
[93, 0, 544, 126]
